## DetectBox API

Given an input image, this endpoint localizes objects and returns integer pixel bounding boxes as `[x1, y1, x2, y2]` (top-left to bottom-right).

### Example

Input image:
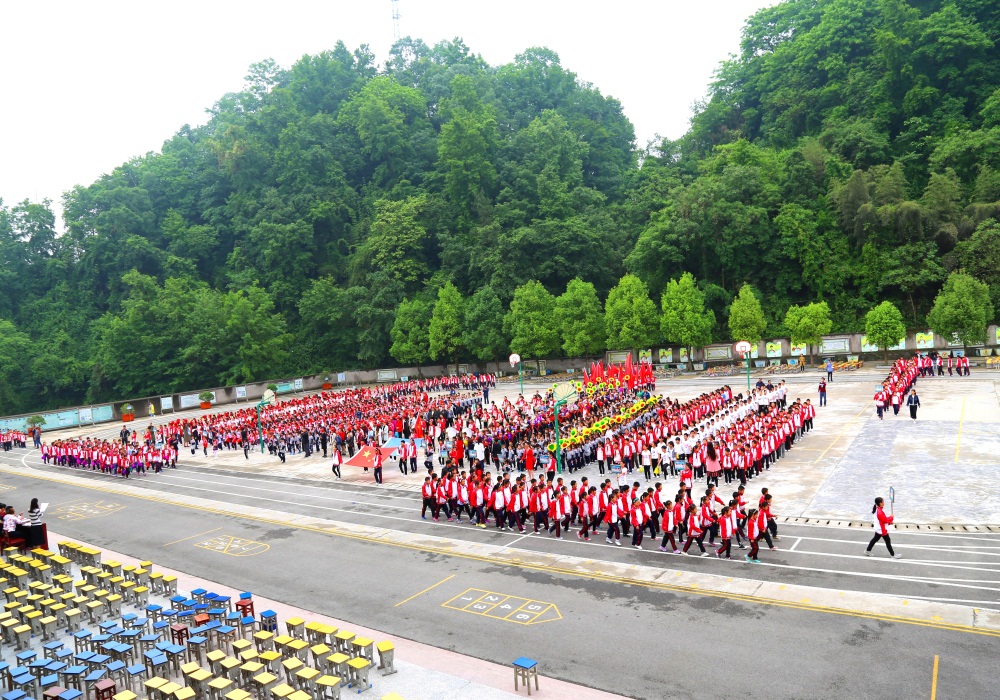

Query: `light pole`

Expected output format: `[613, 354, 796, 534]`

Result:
[734, 341, 753, 393]
[552, 382, 578, 475]
[509, 353, 523, 395]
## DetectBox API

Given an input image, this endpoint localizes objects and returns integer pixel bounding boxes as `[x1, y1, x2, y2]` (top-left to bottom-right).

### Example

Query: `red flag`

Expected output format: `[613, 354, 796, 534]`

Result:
[344, 445, 397, 468]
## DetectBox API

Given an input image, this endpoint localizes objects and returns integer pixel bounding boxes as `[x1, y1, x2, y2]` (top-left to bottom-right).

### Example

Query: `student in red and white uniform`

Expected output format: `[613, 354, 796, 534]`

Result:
[865, 497, 901, 558]
[604, 491, 622, 546]
[715, 506, 733, 559]
[630, 496, 646, 549]
[745, 508, 761, 563]
[658, 500, 679, 553]
[682, 499, 709, 556]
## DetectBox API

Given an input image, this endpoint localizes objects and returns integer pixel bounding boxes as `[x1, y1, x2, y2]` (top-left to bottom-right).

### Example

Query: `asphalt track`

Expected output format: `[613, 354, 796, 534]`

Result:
[0, 450, 997, 699]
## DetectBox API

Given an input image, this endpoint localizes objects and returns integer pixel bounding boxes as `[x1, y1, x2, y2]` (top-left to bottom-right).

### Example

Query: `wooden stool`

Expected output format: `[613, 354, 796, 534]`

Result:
[93, 679, 116, 700]
[170, 624, 189, 646]
[512, 657, 539, 696]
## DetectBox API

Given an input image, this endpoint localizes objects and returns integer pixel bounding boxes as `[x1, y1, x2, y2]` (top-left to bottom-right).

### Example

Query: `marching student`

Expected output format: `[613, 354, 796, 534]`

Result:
[865, 497, 902, 559]
[715, 506, 733, 559]
[682, 501, 709, 557]
[745, 508, 762, 563]
[658, 499, 679, 553]
[630, 497, 646, 549]
[604, 491, 622, 546]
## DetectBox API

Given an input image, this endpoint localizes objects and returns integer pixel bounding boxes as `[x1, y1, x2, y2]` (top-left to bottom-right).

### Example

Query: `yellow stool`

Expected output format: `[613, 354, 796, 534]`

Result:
[224, 691, 251, 700]
[259, 650, 282, 674]
[315, 675, 341, 700]
[239, 661, 264, 687]
[253, 631, 274, 652]
[174, 687, 196, 700]
[208, 676, 234, 700]
[375, 641, 396, 676]
[113, 692, 137, 700]
[251, 672, 279, 699]
[293, 667, 320, 692]
[269, 684, 294, 700]
[284, 617, 305, 639]
[239, 650, 259, 663]
[280, 658, 303, 682]
[286, 692, 310, 700]
[325, 654, 350, 681]
[286, 639, 308, 662]
[333, 631, 354, 655]
[350, 637, 374, 664]
[346, 658, 370, 693]
[310, 644, 331, 670]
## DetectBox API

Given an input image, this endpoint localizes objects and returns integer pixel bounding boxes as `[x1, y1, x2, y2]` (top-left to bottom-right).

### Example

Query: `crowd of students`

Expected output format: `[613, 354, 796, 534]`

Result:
[41, 438, 178, 478]
[416, 381, 814, 563]
[873, 357, 921, 419]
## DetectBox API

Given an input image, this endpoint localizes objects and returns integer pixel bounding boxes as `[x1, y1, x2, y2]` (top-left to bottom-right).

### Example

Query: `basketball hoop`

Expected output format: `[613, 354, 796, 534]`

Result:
[509, 353, 521, 367]
[734, 341, 753, 357]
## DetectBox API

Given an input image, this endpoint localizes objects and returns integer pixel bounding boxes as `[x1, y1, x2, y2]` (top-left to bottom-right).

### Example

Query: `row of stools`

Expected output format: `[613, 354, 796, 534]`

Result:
[14, 543, 400, 699]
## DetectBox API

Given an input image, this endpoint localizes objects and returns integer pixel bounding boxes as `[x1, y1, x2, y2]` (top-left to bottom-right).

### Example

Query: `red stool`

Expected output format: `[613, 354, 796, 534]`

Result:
[194, 614, 210, 626]
[170, 624, 190, 646]
[94, 679, 116, 700]
[235, 598, 255, 618]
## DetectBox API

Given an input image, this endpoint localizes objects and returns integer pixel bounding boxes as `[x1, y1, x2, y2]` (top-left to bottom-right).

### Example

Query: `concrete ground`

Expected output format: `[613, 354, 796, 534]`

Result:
[4, 367, 1000, 698]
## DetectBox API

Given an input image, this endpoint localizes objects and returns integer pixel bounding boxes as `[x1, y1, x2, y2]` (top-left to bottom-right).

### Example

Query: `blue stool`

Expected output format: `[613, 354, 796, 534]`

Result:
[190, 589, 207, 603]
[9, 674, 35, 695]
[213, 596, 231, 612]
[152, 621, 170, 634]
[125, 664, 146, 694]
[129, 618, 148, 631]
[187, 636, 208, 664]
[85, 654, 110, 669]
[39, 673, 60, 690]
[60, 665, 87, 690]
[2, 691, 27, 700]
[55, 649, 74, 662]
[105, 661, 126, 682]
[82, 669, 107, 689]
[73, 652, 95, 665]
[224, 612, 241, 625]
[98, 622, 118, 632]
[168, 596, 186, 607]
[512, 657, 539, 695]
[15, 652, 37, 665]
[43, 642, 65, 659]
[259, 610, 277, 633]
[58, 689, 84, 700]
[143, 605, 162, 621]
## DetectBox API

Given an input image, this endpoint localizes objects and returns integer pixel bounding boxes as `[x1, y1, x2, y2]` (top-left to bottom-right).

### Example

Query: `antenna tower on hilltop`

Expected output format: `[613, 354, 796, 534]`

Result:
[391, 0, 401, 41]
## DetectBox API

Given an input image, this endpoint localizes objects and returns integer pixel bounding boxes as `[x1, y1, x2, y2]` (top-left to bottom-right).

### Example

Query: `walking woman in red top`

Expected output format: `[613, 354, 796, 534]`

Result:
[865, 497, 902, 559]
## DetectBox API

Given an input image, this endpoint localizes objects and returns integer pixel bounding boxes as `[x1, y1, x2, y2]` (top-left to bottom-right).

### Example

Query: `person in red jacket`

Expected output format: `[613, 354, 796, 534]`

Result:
[866, 497, 902, 558]
[745, 508, 761, 563]
[630, 496, 646, 549]
[604, 492, 622, 546]
[715, 506, 733, 559]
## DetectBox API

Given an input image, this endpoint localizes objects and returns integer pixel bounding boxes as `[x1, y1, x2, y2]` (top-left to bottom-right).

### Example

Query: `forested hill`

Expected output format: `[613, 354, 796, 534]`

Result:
[3, 0, 1000, 414]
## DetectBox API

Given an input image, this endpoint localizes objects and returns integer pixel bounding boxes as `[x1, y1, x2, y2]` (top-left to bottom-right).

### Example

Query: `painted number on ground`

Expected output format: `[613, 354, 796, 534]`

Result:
[442, 588, 561, 625]
[54, 500, 126, 520]
[194, 535, 269, 557]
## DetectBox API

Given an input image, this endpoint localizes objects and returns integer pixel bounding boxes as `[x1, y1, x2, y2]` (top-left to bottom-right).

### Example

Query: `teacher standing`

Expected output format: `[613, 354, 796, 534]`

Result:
[26, 498, 43, 547]
[906, 389, 920, 421]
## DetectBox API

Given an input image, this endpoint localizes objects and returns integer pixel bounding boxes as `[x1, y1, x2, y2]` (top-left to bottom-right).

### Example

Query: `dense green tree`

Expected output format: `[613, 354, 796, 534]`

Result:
[503, 281, 559, 361]
[389, 297, 433, 369]
[784, 301, 833, 364]
[604, 274, 659, 350]
[428, 281, 465, 364]
[728, 284, 766, 344]
[554, 279, 606, 357]
[927, 272, 994, 347]
[462, 286, 508, 370]
[864, 301, 907, 363]
[660, 273, 714, 357]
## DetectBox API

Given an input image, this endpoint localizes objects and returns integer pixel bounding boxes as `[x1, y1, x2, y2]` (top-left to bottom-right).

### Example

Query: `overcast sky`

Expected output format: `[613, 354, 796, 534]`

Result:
[0, 0, 777, 224]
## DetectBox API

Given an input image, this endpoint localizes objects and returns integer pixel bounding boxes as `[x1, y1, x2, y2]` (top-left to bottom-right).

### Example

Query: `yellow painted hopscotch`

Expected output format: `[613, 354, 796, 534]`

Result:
[194, 535, 270, 557]
[442, 588, 562, 625]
